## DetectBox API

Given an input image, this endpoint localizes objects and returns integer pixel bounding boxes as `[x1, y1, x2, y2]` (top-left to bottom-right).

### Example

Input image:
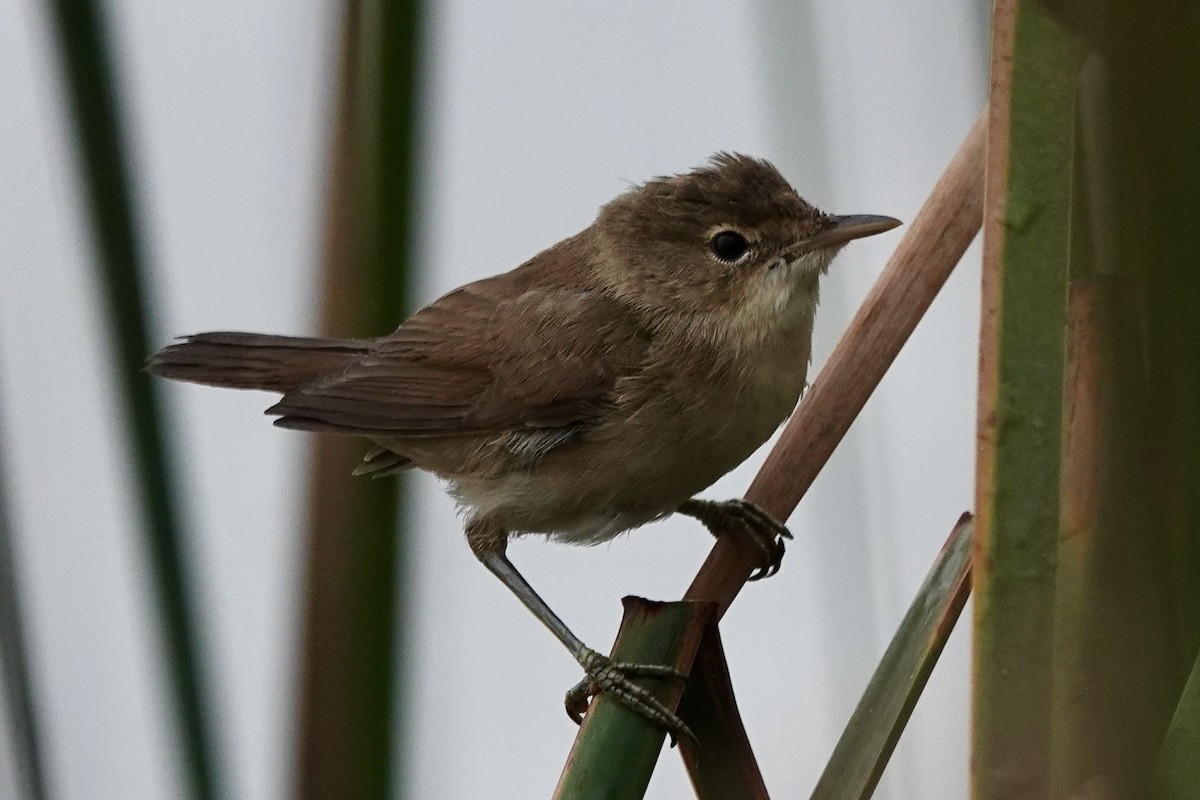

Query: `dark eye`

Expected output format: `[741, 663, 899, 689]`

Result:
[710, 230, 749, 263]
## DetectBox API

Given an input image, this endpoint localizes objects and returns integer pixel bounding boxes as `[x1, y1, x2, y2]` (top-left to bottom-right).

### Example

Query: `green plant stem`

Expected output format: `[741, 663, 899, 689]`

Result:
[553, 599, 716, 800]
[676, 622, 770, 800]
[294, 1, 423, 798]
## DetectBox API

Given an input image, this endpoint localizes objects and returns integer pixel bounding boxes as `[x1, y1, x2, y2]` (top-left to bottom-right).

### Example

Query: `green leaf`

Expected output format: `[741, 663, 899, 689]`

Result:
[972, 2, 1077, 796]
[42, 1, 219, 796]
[293, 1, 424, 798]
[0, 393, 48, 800]
[1152, 653, 1200, 799]
[810, 514, 973, 800]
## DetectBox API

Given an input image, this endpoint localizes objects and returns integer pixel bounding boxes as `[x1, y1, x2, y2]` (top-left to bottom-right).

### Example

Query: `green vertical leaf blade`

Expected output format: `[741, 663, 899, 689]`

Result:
[1105, 0, 1200, 794]
[973, 1, 1078, 797]
[294, 1, 424, 798]
[41, 2, 219, 797]
[1048, 54, 1183, 796]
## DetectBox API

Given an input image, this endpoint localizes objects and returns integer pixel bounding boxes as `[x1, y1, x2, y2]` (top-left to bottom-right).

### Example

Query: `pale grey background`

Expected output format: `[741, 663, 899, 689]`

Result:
[0, 1, 985, 798]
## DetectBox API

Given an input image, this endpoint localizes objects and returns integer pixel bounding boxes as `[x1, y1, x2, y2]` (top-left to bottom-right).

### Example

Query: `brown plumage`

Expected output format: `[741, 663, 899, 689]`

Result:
[149, 153, 900, 740]
[150, 332, 367, 392]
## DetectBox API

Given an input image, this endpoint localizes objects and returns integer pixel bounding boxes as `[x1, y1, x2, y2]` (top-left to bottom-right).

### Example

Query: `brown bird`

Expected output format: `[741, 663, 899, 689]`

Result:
[149, 153, 899, 742]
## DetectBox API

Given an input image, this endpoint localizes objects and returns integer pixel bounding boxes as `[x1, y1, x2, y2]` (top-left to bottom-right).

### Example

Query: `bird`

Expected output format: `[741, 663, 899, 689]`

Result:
[149, 153, 900, 742]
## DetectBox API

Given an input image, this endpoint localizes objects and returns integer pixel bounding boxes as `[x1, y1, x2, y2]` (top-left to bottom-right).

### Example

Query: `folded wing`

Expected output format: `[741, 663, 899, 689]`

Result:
[268, 277, 651, 443]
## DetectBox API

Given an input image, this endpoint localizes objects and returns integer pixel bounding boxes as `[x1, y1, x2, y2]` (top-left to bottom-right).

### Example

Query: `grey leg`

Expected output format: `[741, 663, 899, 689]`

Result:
[677, 498, 793, 580]
[466, 517, 695, 745]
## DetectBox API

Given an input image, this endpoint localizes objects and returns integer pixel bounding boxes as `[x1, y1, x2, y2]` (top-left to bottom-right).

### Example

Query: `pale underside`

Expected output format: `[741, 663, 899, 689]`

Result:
[273, 248, 826, 544]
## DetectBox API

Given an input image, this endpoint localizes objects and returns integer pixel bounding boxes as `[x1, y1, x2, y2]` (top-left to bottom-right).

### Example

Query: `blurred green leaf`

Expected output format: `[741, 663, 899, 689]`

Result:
[42, 1, 219, 797]
[1105, 0, 1200, 794]
[0, 389, 48, 800]
[1152, 652, 1200, 799]
[294, 1, 423, 798]
[1048, 56, 1182, 796]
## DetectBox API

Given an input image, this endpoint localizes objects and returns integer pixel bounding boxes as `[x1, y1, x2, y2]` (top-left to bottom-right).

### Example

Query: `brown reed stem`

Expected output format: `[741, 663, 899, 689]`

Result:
[685, 110, 987, 615]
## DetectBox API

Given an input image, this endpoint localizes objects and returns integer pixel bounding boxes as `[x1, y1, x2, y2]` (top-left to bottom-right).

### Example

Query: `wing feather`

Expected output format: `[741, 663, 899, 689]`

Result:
[268, 278, 650, 442]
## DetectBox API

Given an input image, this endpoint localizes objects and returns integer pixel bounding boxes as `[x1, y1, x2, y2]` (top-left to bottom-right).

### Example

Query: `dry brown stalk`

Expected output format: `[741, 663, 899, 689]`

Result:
[685, 110, 988, 615]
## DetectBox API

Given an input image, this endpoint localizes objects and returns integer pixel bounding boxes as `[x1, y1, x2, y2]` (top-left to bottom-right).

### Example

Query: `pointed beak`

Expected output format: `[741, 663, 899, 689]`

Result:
[788, 214, 902, 256]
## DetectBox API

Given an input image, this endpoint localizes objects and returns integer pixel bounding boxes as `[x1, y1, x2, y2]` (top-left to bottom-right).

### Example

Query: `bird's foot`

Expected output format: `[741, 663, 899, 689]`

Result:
[565, 647, 695, 748]
[678, 498, 792, 581]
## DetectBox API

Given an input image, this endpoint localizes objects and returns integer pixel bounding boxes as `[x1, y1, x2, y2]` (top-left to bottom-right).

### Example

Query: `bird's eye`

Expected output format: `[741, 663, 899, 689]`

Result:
[709, 230, 749, 263]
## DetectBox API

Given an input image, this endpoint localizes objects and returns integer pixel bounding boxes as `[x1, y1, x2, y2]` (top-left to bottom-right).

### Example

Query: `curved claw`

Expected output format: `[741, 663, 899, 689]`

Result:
[679, 498, 793, 580]
[567, 649, 695, 748]
[747, 531, 787, 581]
[564, 677, 592, 725]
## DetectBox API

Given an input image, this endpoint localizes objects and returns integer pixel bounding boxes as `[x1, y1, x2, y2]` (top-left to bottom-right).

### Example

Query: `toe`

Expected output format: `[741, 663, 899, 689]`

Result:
[571, 651, 694, 744]
[564, 677, 595, 725]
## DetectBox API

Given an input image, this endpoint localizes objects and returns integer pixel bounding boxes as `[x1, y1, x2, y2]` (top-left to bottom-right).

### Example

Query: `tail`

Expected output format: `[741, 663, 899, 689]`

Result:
[148, 332, 368, 392]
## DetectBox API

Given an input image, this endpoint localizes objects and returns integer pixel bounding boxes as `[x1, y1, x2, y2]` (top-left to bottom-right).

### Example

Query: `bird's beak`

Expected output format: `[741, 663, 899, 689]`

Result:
[788, 214, 902, 256]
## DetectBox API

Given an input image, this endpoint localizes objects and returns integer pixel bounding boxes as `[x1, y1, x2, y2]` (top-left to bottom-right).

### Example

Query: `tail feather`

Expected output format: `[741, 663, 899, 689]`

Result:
[148, 332, 367, 392]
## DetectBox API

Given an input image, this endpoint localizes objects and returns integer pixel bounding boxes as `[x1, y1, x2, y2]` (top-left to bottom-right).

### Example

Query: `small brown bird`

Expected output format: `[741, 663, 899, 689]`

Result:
[149, 154, 898, 741]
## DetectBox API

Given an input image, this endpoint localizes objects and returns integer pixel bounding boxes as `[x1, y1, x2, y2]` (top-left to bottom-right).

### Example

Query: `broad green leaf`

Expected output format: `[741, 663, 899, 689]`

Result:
[973, 2, 1077, 796]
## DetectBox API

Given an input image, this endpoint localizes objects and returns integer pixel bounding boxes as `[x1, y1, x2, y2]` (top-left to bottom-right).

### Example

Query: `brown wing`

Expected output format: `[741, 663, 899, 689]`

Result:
[267, 277, 651, 440]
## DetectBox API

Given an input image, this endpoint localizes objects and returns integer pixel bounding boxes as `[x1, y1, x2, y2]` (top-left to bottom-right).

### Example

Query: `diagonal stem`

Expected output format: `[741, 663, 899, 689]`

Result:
[686, 109, 987, 615]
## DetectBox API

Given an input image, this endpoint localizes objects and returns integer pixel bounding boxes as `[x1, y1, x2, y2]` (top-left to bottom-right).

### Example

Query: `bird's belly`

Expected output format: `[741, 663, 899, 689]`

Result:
[453, 355, 806, 544]
[616, 378, 798, 504]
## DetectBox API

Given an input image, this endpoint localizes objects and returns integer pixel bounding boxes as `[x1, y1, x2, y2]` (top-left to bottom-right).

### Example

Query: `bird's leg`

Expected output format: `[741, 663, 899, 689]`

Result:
[465, 517, 695, 745]
[677, 498, 793, 580]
